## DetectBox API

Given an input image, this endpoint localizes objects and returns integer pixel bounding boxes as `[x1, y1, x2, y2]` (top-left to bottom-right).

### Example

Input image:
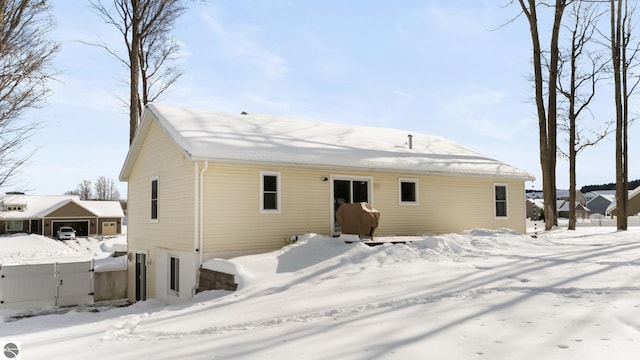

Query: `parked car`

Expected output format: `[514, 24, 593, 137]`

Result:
[57, 226, 76, 240]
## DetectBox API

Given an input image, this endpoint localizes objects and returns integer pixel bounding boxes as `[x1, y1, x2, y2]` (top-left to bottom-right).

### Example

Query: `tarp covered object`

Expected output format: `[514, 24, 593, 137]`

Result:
[336, 202, 380, 237]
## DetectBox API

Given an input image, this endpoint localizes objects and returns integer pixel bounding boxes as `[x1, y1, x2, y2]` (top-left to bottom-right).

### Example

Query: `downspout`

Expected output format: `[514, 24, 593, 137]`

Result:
[199, 161, 209, 266]
[194, 162, 199, 253]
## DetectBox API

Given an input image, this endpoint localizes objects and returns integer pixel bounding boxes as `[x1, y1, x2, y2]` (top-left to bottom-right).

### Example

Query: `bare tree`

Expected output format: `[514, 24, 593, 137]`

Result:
[0, 0, 59, 188]
[517, 0, 568, 230]
[65, 180, 93, 200]
[609, 0, 640, 230]
[556, 1, 609, 230]
[89, 0, 187, 144]
[94, 176, 121, 200]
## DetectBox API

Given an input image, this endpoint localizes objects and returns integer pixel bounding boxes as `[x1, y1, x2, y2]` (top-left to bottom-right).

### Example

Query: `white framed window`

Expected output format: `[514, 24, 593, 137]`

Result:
[169, 255, 180, 294]
[260, 171, 281, 213]
[494, 184, 508, 218]
[151, 176, 159, 222]
[399, 178, 419, 205]
[6, 220, 23, 231]
[6, 206, 23, 211]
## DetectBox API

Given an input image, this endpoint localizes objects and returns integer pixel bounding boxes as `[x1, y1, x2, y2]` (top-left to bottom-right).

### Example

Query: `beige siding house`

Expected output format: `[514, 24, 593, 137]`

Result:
[607, 186, 640, 217]
[120, 104, 534, 304]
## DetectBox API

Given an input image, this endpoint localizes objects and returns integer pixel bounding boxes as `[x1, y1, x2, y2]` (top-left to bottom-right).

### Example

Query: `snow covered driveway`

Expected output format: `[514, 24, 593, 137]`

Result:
[2, 228, 640, 359]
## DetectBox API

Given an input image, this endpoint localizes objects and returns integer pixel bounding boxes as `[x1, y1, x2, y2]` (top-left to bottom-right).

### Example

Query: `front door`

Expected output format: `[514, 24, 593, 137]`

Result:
[332, 177, 371, 235]
[135, 253, 147, 301]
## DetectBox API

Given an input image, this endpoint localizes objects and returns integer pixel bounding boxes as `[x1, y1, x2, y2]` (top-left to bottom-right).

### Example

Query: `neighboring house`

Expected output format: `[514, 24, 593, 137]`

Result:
[0, 193, 124, 237]
[557, 200, 590, 220]
[586, 193, 616, 216]
[526, 198, 544, 220]
[607, 186, 640, 217]
[527, 198, 590, 220]
[119, 103, 534, 304]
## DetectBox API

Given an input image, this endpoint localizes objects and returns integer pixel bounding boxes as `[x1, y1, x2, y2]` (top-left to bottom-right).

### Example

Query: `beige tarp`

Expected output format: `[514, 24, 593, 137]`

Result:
[336, 202, 380, 237]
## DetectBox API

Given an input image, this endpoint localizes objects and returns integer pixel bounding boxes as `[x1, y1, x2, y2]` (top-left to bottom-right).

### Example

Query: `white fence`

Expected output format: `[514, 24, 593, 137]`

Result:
[527, 215, 640, 229]
[0, 260, 94, 310]
[573, 215, 640, 227]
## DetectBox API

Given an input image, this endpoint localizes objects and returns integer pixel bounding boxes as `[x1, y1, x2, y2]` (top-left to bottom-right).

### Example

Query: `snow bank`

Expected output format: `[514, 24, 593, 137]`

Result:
[94, 255, 127, 272]
[0, 233, 127, 265]
[0, 234, 78, 264]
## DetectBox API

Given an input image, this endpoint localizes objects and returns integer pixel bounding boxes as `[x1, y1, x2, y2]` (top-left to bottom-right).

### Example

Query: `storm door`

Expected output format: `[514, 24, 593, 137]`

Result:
[135, 252, 147, 301]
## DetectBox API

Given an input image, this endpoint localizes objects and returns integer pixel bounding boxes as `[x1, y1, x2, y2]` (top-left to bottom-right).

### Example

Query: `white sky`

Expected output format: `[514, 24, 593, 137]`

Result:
[5, 1, 639, 197]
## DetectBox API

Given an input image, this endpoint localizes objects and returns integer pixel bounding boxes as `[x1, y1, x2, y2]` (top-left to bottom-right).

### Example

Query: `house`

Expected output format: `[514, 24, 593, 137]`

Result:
[525, 198, 544, 220]
[556, 189, 586, 204]
[0, 193, 124, 237]
[557, 200, 590, 220]
[607, 186, 640, 217]
[585, 193, 616, 216]
[119, 103, 534, 304]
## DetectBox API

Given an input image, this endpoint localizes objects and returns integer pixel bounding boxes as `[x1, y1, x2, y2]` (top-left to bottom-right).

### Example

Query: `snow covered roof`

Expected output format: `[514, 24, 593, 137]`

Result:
[0, 195, 123, 219]
[78, 200, 124, 218]
[120, 103, 534, 181]
[606, 186, 640, 213]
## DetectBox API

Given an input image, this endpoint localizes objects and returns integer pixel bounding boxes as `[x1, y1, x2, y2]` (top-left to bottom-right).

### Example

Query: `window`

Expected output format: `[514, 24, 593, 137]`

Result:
[260, 171, 281, 213]
[169, 256, 180, 293]
[6, 220, 23, 232]
[151, 177, 159, 222]
[399, 179, 418, 205]
[494, 184, 508, 218]
[5, 206, 23, 211]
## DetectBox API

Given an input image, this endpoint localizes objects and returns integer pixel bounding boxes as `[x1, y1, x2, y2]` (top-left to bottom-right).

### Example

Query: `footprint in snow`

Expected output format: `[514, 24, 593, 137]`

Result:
[558, 344, 569, 349]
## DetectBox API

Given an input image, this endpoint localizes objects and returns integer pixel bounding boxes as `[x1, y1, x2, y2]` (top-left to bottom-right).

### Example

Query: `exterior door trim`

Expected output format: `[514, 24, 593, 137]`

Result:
[329, 174, 373, 236]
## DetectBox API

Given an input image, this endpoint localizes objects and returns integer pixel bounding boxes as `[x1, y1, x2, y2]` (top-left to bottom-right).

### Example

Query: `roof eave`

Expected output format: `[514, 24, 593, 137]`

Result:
[185, 155, 535, 181]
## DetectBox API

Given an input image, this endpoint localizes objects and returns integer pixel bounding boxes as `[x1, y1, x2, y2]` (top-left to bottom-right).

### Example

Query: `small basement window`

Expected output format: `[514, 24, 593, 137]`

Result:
[399, 178, 418, 205]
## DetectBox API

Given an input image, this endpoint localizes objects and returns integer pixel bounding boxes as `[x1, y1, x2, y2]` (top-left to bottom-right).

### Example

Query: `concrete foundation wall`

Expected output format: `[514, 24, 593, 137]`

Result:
[197, 269, 238, 293]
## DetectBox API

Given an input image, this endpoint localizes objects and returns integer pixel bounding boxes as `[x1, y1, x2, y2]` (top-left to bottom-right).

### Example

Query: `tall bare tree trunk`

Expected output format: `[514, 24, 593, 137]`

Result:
[129, 0, 141, 144]
[611, 0, 628, 230]
[91, 0, 186, 145]
[547, 0, 565, 228]
[519, 0, 565, 230]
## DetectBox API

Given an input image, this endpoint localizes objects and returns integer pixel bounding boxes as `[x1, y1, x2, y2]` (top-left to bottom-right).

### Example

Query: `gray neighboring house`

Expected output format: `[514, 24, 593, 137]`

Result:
[0, 193, 124, 237]
[586, 193, 616, 216]
[526, 198, 544, 220]
[526, 198, 590, 220]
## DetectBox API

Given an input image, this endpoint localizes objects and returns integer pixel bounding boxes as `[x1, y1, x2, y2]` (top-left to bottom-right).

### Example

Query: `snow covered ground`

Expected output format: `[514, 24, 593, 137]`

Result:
[0, 233, 126, 266]
[2, 226, 640, 359]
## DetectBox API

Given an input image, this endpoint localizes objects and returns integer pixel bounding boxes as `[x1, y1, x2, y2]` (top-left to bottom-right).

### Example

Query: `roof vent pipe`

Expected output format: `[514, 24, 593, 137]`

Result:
[408, 134, 413, 149]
